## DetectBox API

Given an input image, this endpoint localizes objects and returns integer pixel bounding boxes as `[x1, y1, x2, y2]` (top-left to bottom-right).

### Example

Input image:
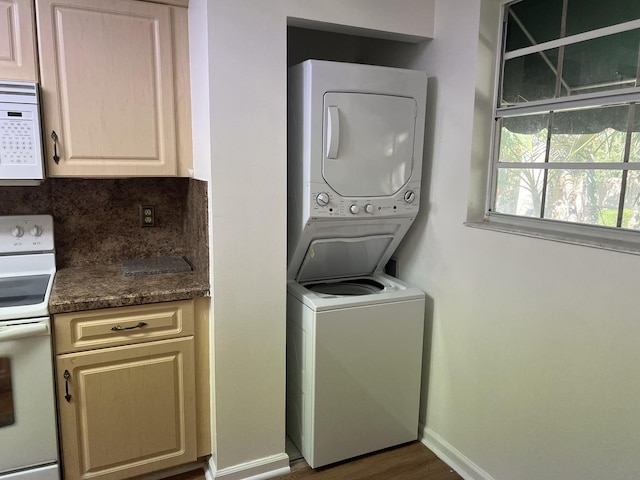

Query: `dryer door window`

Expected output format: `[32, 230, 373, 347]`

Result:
[322, 92, 417, 197]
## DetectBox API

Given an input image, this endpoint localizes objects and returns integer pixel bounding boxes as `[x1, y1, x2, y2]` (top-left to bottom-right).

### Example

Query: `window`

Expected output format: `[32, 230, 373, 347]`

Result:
[488, 0, 640, 238]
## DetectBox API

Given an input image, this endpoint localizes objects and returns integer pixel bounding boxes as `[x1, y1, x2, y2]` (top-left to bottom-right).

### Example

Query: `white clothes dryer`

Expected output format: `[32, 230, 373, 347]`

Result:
[287, 60, 428, 277]
[286, 60, 428, 468]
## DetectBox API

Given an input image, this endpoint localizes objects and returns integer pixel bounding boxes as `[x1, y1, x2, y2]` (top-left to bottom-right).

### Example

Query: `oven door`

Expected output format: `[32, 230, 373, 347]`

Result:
[0, 317, 59, 479]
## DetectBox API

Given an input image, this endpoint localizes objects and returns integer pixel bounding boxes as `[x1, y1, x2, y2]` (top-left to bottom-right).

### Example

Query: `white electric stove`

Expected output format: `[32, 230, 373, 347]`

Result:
[0, 215, 59, 480]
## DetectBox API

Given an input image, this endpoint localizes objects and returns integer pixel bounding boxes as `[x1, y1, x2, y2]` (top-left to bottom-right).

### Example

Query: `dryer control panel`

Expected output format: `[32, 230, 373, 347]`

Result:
[307, 182, 420, 219]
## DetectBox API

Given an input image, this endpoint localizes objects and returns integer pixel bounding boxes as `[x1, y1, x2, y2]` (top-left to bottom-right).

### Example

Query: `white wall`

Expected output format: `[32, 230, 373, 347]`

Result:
[189, 0, 435, 474]
[394, 1, 640, 479]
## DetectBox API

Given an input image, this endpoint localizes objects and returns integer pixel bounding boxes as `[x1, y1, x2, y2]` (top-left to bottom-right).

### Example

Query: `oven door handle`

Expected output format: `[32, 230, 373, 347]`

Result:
[0, 323, 49, 342]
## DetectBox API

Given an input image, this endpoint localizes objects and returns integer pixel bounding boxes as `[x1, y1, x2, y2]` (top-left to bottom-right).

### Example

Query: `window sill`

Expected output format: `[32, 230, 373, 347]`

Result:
[465, 216, 640, 256]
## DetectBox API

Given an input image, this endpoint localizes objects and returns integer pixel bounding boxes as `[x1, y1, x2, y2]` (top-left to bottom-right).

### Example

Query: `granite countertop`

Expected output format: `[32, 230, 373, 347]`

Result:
[49, 264, 210, 314]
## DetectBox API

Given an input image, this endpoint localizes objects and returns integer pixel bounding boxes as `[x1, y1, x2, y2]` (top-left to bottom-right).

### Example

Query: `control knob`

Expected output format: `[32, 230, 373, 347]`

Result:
[404, 190, 416, 204]
[11, 226, 24, 238]
[29, 225, 43, 237]
[349, 205, 360, 214]
[364, 204, 374, 214]
[316, 192, 330, 207]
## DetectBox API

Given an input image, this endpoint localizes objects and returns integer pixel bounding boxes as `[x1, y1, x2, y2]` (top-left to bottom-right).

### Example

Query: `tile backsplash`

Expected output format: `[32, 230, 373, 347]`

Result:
[0, 178, 208, 271]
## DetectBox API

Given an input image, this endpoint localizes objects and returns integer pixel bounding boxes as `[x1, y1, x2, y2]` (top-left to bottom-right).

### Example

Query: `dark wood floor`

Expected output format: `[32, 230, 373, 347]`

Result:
[165, 442, 462, 480]
[162, 470, 206, 480]
[274, 442, 462, 480]
[162, 470, 205, 480]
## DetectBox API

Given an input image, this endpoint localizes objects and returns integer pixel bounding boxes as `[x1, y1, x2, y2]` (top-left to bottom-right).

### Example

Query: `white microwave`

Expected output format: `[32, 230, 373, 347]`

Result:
[0, 81, 45, 186]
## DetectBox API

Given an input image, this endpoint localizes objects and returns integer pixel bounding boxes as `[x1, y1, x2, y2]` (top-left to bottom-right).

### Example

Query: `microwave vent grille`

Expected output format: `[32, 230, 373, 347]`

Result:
[0, 82, 39, 105]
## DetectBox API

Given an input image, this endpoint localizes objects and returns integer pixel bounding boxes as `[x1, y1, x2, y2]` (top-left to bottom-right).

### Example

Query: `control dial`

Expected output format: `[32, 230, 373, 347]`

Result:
[404, 190, 416, 204]
[11, 226, 24, 238]
[29, 225, 43, 237]
[364, 204, 374, 214]
[350, 205, 360, 214]
[316, 192, 330, 206]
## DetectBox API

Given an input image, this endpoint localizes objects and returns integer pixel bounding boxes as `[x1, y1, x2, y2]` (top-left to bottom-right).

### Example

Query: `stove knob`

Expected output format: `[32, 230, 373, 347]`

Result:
[11, 226, 24, 237]
[29, 225, 43, 237]
[364, 204, 374, 214]
[350, 205, 360, 214]
[316, 192, 330, 206]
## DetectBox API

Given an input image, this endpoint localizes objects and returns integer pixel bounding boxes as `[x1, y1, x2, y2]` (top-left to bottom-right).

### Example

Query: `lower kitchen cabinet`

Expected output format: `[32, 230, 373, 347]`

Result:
[54, 301, 198, 480]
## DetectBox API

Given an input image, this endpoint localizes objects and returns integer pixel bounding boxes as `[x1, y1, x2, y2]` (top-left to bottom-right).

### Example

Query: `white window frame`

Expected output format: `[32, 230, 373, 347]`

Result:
[480, 0, 640, 253]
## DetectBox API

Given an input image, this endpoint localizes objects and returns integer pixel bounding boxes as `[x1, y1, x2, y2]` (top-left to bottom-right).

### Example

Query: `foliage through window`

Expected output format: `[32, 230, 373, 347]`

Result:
[490, 0, 640, 232]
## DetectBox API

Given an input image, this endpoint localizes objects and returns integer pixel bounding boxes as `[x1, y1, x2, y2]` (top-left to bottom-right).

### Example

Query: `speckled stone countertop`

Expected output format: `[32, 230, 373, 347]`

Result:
[49, 264, 209, 314]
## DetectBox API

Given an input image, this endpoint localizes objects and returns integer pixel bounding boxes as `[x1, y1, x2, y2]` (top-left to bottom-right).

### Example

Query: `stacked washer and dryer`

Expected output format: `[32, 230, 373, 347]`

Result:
[286, 60, 429, 468]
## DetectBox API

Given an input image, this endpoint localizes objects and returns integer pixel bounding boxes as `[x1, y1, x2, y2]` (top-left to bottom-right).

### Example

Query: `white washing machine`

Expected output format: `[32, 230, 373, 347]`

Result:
[286, 60, 428, 468]
[286, 274, 425, 468]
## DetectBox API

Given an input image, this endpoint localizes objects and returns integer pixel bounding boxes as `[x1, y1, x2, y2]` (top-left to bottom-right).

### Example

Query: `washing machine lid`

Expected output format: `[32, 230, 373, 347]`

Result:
[295, 235, 394, 283]
[322, 92, 417, 197]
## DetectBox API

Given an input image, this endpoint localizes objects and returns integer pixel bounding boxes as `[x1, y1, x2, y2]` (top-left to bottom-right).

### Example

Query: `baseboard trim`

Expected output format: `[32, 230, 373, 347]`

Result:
[204, 461, 215, 480]
[420, 425, 495, 480]
[207, 453, 290, 480]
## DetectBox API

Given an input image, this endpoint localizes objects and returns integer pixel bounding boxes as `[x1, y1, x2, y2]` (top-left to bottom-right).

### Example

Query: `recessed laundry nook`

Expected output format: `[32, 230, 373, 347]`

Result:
[285, 59, 428, 468]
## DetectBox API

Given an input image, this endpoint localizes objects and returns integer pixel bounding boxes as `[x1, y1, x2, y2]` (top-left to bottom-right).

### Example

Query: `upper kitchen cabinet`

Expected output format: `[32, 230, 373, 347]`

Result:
[36, 0, 193, 177]
[0, 0, 38, 81]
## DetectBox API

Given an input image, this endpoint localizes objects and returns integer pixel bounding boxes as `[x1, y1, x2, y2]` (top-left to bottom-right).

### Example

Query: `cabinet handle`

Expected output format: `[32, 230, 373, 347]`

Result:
[51, 131, 60, 164]
[64, 370, 72, 403]
[110, 321, 148, 331]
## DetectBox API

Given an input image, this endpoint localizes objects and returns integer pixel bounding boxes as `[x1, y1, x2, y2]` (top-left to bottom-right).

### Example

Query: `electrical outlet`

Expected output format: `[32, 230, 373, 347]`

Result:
[139, 205, 155, 227]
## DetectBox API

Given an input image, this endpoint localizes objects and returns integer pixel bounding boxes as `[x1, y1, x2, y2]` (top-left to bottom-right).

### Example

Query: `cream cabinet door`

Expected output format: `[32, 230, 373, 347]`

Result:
[36, 0, 178, 176]
[0, 0, 37, 81]
[56, 337, 196, 480]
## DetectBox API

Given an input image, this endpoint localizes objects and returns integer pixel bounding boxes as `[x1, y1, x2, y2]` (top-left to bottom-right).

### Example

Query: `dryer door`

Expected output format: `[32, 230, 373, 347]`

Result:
[322, 92, 417, 197]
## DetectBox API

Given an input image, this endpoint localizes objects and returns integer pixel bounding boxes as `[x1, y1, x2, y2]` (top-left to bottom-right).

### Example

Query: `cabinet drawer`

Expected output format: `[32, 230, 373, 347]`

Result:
[54, 300, 194, 354]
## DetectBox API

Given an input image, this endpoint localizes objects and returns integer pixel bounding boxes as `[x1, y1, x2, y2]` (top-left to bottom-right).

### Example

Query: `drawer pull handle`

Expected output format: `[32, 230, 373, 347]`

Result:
[64, 370, 71, 402]
[111, 322, 148, 331]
